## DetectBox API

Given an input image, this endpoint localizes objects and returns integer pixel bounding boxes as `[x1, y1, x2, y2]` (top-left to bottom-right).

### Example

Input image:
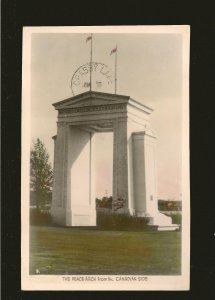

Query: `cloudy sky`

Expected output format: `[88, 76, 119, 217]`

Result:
[29, 28, 186, 200]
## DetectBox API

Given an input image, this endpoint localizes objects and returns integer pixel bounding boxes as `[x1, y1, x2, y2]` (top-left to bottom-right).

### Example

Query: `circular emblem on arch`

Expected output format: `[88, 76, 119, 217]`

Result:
[71, 62, 113, 96]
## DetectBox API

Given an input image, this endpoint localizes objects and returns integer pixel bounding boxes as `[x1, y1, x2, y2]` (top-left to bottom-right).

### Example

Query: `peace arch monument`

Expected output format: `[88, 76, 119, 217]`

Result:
[51, 90, 178, 230]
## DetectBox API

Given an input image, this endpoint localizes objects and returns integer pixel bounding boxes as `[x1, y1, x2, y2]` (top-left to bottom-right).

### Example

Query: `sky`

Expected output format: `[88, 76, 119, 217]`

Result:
[30, 30, 184, 200]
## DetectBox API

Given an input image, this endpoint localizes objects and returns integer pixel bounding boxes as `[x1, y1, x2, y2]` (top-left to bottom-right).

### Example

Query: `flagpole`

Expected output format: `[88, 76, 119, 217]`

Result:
[115, 45, 117, 94]
[90, 33, 93, 92]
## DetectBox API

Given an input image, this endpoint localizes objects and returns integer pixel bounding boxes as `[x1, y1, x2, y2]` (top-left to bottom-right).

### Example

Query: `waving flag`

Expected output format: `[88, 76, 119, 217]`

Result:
[96, 81, 102, 88]
[110, 46, 117, 55]
[86, 35, 92, 43]
[83, 82, 90, 88]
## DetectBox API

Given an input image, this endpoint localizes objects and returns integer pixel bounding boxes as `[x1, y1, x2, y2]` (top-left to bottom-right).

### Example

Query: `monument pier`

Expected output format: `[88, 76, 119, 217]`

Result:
[51, 91, 178, 230]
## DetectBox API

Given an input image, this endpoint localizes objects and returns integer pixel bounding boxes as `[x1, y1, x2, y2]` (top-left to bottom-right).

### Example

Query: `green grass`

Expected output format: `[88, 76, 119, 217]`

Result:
[30, 226, 181, 275]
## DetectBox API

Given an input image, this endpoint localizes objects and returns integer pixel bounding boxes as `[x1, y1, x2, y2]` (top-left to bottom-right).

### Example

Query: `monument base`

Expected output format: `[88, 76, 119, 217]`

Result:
[66, 205, 96, 226]
[51, 206, 96, 226]
[148, 211, 180, 231]
[133, 210, 180, 231]
[157, 225, 180, 231]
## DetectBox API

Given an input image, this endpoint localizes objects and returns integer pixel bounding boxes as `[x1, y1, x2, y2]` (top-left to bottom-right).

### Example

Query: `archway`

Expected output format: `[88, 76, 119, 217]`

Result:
[51, 91, 176, 229]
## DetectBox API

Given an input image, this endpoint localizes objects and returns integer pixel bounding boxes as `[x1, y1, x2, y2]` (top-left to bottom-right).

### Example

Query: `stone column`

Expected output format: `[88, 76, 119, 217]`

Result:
[90, 133, 96, 209]
[132, 131, 173, 227]
[66, 126, 96, 226]
[51, 122, 68, 225]
[132, 131, 157, 217]
[112, 118, 129, 213]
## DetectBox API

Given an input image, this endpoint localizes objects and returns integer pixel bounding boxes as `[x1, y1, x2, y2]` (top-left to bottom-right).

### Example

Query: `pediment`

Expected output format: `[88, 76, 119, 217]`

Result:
[63, 97, 127, 108]
[53, 91, 130, 110]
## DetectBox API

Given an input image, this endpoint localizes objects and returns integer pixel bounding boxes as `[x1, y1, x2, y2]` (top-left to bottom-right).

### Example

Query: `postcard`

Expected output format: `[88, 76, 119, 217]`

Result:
[21, 25, 190, 290]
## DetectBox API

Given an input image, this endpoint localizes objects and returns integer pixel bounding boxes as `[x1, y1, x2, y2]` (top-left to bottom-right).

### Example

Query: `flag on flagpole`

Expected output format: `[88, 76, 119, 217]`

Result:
[110, 46, 117, 55]
[86, 35, 92, 43]
[83, 82, 90, 88]
[96, 81, 102, 88]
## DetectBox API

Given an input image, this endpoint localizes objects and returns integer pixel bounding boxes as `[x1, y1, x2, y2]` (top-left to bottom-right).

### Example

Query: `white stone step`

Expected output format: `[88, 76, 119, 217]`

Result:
[157, 224, 180, 231]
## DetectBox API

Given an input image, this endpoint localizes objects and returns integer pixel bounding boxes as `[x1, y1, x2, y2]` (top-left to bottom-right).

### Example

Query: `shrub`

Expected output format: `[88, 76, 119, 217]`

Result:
[96, 196, 113, 208]
[97, 212, 150, 231]
[171, 213, 182, 225]
[30, 208, 53, 226]
[158, 199, 182, 211]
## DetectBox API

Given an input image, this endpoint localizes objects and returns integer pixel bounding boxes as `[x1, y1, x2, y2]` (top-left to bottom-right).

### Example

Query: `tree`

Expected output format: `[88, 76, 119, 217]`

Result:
[30, 139, 53, 210]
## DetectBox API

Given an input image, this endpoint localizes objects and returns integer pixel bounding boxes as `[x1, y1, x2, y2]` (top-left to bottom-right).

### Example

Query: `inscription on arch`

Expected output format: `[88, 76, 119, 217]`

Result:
[59, 104, 126, 115]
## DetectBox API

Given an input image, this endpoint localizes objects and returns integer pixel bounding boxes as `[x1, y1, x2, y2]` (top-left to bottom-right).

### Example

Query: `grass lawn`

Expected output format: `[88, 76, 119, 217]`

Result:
[30, 226, 181, 275]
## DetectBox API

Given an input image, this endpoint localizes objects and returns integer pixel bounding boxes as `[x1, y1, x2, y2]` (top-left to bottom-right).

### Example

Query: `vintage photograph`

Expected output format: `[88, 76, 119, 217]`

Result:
[21, 26, 190, 290]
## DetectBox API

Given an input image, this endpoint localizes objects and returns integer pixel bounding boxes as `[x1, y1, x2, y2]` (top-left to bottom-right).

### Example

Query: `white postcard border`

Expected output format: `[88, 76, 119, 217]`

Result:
[21, 25, 190, 291]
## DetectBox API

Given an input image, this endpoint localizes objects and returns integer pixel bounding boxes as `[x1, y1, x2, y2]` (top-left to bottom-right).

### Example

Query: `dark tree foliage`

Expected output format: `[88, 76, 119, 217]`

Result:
[96, 196, 113, 209]
[158, 199, 182, 211]
[30, 139, 53, 210]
